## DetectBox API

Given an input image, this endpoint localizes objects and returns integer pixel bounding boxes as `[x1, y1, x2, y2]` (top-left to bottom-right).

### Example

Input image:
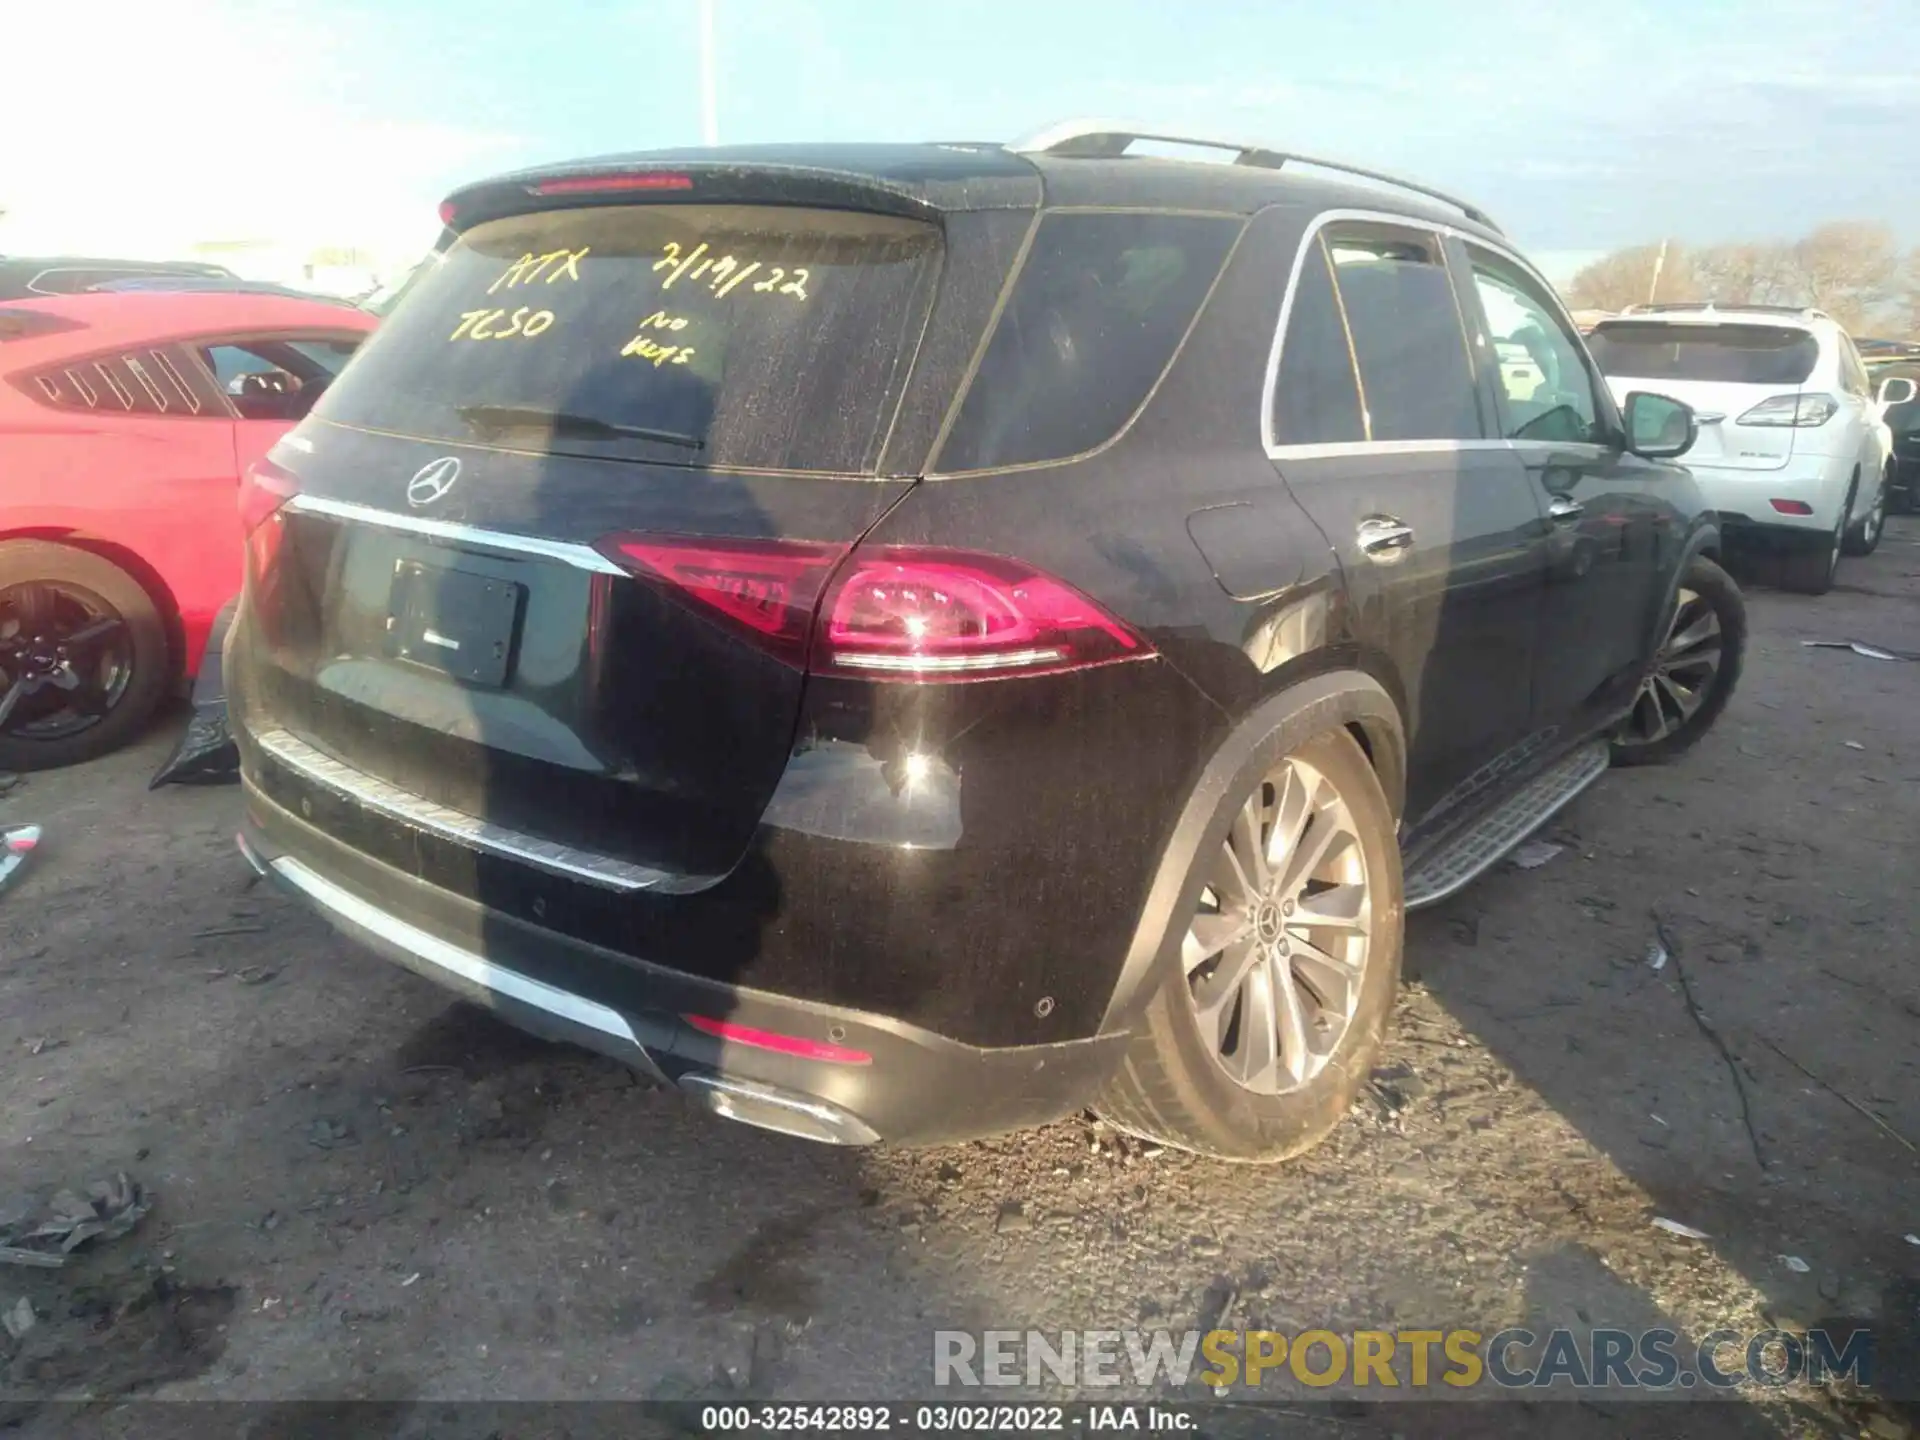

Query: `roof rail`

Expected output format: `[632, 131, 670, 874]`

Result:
[1623, 301, 1830, 321]
[1006, 119, 1501, 233]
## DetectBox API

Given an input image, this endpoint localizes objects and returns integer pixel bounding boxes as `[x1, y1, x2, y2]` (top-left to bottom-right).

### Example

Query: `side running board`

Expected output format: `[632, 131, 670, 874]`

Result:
[1403, 741, 1610, 910]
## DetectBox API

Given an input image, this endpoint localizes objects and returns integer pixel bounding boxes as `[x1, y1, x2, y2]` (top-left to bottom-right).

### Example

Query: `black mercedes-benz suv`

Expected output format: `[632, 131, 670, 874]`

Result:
[228, 124, 1744, 1161]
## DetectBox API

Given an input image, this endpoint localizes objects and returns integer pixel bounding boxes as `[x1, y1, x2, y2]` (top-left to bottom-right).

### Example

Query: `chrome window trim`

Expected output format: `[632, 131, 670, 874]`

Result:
[253, 726, 697, 893]
[1259, 207, 1584, 461]
[282, 494, 627, 575]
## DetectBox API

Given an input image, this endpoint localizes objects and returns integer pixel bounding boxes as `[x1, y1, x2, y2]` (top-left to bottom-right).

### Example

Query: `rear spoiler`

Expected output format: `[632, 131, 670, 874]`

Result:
[438, 161, 955, 236]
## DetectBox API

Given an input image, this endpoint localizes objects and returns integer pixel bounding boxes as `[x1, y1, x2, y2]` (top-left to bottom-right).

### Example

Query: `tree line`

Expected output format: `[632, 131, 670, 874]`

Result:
[1565, 222, 1918, 338]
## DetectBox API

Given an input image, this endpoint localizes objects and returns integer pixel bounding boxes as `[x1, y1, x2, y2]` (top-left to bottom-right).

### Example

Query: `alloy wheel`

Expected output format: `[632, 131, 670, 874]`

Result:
[1182, 756, 1371, 1095]
[1622, 587, 1723, 747]
[0, 581, 132, 741]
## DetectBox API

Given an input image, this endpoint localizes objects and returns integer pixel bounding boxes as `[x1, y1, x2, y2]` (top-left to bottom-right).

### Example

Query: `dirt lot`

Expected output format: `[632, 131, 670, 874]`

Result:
[2, 522, 1917, 1437]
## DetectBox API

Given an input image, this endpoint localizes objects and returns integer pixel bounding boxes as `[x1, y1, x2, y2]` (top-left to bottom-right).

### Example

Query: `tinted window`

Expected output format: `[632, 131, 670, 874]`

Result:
[200, 337, 361, 421]
[1838, 339, 1870, 397]
[1270, 236, 1364, 446]
[1880, 364, 1920, 435]
[938, 212, 1240, 471]
[1326, 231, 1483, 441]
[1587, 323, 1819, 384]
[314, 205, 942, 474]
[1467, 247, 1603, 445]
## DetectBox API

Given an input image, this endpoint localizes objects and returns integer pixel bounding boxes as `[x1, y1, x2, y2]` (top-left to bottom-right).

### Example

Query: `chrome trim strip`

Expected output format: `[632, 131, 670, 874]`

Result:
[271, 854, 640, 1046]
[254, 726, 680, 893]
[1259, 207, 1586, 462]
[282, 494, 626, 575]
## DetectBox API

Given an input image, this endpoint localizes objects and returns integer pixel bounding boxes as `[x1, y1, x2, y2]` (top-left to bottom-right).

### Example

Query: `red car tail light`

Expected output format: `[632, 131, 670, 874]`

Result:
[596, 534, 1152, 682]
[240, 456, 302, 587]
[239, 456, 301, 536]
[596, 535, 848, 669]
[1769, 498, 1814, 515]
[815, 546, 1149, 680]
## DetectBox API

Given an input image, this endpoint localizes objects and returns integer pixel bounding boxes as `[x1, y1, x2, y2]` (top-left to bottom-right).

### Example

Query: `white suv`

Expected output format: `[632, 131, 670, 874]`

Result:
[1587, 306, 1916, 593]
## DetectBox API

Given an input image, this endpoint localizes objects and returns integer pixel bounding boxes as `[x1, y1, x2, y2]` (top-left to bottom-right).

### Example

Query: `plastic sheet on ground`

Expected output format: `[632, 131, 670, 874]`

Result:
[150, 599, 239, 789]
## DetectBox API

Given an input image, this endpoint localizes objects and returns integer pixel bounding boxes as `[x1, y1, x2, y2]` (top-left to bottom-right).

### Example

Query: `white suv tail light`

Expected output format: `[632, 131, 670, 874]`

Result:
[1737, 393, 1837, 428]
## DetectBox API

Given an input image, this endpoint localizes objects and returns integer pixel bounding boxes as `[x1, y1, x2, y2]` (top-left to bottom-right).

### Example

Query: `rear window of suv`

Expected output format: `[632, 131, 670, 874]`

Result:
[935, 211, 1241, 472]
[1586, 322, 1819, 385]
[311, 205, 942, 475]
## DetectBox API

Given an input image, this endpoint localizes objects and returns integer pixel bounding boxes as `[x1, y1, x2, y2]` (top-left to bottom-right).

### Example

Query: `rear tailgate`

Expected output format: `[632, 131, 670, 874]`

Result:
[1589, 320, 1819, 473]
[239, 198, 946, 884]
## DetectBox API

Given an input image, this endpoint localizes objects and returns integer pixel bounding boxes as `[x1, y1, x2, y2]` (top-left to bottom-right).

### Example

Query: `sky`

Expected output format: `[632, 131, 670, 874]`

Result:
[2, 0, 1915, 284]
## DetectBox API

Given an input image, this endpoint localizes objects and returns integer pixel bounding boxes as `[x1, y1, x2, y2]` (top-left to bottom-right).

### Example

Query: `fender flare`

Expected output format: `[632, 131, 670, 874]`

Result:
[1097, 670, 1405, 1033]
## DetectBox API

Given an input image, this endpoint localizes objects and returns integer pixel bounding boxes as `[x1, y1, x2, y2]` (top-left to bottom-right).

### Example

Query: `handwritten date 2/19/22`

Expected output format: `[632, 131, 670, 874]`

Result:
[654, 242, 810, 301]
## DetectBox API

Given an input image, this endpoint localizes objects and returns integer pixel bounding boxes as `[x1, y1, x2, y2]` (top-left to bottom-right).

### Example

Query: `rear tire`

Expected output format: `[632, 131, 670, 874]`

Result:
[0, 541, 172, 772]
[1095, 727, 1403, 1162]
[1779, 477, 1852, 594]
[1841, 470, 1887, 556]
[1611, 555, 1745, 767]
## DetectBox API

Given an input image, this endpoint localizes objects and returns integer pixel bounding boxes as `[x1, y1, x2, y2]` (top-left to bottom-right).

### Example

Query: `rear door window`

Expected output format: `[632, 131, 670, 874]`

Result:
[1586, 323, 1819, 385]
[312, 205, 943, 475]
[1323, 227, 1484, 442]
[1269, 235, 1365, 446]
[199, 336, 364, 421]
[936, 211, 1241, 472]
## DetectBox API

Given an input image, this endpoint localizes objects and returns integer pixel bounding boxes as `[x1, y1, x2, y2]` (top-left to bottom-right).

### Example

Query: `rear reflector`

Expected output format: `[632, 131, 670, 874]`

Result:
[1769, 499, 1814, 515]
[595, 535, 1153, 682]
[531, 172, 694, 197]
[437, 199, 459, 227]
[683, 1014, 872, 1066]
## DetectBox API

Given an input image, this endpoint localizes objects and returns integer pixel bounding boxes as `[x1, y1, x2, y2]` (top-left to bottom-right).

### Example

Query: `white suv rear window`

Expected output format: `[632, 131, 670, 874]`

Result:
[1587, 322, 1819, 385]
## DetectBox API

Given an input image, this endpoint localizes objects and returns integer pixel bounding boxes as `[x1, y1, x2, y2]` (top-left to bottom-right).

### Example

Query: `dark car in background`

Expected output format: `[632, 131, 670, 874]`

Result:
[227, 126, 1744, 1161]
[0, 255, 237, 301]
[1873, 360, 1920, 511]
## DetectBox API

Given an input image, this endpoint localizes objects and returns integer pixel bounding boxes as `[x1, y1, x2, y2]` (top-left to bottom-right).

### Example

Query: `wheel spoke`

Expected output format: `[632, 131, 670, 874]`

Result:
[1288, 882, 1368, 934]
[1228, 794, 1270, 894]
[1183, 910, 1253, 973]
[1269, 954, 1312, 1086]
[1664, 610, 1719, 659]
[1654, 670, 1703, 719]
[1264, 763, 1312, 874]
[1232, 959, 1281, 1090]
[1191, 938, 1262, 1034]
[1276, 808, 1350, 899]
[1289, 937, 1362, 1014]
[62, 614, 124, 651]
[0, 677, 27, 729]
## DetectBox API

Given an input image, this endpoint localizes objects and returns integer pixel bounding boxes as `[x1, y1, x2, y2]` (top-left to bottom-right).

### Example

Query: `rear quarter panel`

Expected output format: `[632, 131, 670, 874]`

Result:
[0, 395, 241, 673]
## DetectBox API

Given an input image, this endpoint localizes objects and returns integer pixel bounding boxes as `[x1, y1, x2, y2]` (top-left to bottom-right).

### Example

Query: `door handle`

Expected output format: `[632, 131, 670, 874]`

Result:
[1356, 516, 1415, 563]
[1548, 496, 1584, 522]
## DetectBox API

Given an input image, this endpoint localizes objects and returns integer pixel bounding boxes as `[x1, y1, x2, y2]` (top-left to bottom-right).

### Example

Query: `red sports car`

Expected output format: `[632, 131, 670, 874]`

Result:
[0, 292, 377, 770]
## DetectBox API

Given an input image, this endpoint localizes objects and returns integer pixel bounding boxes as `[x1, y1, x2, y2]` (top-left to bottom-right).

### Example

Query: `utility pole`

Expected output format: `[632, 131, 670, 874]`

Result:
[1647, 237, 1668, 306]
[699, 0, 720, 146]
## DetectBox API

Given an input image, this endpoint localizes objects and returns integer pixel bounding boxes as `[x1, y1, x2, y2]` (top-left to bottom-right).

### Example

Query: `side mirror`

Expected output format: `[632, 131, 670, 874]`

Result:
[1876, 375, 1918, 407]
[1624, 391, 1697, 460]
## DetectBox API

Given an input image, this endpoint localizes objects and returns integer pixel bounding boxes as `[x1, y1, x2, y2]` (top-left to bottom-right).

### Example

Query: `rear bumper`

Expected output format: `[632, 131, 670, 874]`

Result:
[1689, 452, 1854, 533]
[239, 786, 1127, 1147]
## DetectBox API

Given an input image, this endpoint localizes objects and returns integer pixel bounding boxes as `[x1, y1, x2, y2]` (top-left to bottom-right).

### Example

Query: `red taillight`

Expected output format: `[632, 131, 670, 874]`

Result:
[816, 546, 1145, 679]
[239, 456, 300, 536]
[596, 535, 1152, 682]
[682, 1014, 872, 1065]
[1770, 498, 1814, 515]
[596, 535, 846, 668]
[531, 172, 694, 197]
[437, 199, 459, 227]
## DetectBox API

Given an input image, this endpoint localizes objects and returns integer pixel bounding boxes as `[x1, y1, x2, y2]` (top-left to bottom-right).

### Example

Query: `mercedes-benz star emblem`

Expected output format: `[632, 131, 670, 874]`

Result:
[406, 456, 462, 508]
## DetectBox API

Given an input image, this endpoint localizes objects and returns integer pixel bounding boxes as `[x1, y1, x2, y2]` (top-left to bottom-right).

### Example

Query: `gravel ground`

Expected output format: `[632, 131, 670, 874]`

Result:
[2, 520, 1917, 1438]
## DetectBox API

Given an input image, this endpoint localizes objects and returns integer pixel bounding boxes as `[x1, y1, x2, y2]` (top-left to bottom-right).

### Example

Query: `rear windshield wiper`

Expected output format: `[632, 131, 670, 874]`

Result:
[456, 403, 705, 451]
